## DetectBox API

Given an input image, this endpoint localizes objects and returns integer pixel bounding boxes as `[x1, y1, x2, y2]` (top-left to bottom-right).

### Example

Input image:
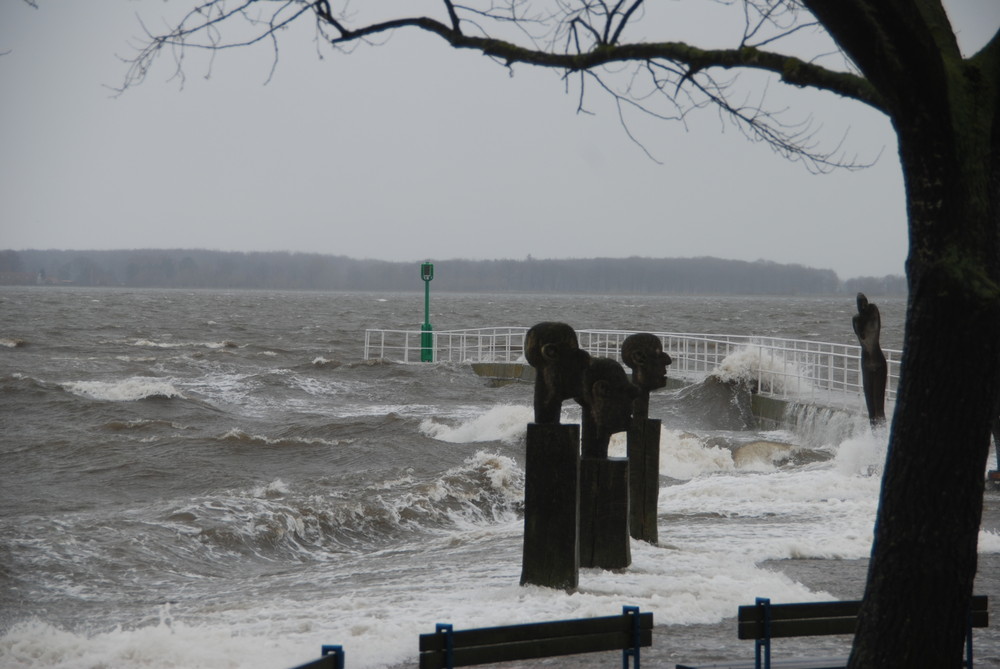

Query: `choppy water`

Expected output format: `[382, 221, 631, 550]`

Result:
[1, 287, 998, 668]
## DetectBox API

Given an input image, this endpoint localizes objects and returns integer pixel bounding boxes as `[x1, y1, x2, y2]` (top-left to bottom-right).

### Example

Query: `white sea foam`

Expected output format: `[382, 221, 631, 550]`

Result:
[288, 375, 353, 397]
[335, 403, 442, 419]
[980, 529, 1000, 553]
[250, 479, 292, 498]
[659, 467, 880, 562]
[131, 338, 238, 350]
[785, 404, 870, 451]
[659, 429, 801, 479]
[0, 617, 305, 669]
[0, 531, 834, 669]
[660, 430, 736, 479]
[419, 404, 533, 444]
[711, 345, 813, 394]
[457, 450, 522, 494]
[218, 429, 348, 448]
[62, 377, 184, 401]
[180, 372, 267, 414]
[833, 427, 889, 477]
[114, 355, 158, 363]
[0, 438, 985, 669]
[312, 357, 339, 367]
[131, 338, 176, 348]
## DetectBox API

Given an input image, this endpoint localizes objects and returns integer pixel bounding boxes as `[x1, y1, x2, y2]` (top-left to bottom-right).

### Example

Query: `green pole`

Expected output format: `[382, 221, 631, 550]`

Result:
[420, 261, 434, 362]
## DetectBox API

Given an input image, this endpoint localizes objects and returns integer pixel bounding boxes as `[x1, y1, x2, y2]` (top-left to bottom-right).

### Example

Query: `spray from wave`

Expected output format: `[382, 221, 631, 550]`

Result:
[710, 344, 813, 395]
[419, 404, 533, 444]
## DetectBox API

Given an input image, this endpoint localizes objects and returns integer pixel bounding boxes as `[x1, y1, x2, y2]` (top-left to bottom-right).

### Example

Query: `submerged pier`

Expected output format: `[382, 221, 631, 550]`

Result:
[363, 326, 902, 417]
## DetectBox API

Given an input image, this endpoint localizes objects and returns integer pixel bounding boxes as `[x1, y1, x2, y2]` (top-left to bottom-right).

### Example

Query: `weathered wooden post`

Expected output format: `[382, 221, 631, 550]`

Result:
[520, 423, 580, 590]
[579, 456, 630, 569]
[622, 333, 672, 544]
[519, 322, 590, 590]
[577, 358, 638, 569]
[627, 418, 661, 544]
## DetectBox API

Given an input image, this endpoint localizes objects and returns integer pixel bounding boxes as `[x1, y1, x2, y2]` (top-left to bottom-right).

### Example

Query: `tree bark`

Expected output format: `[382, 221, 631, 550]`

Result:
[850, 251, 998, 666]
[817, 4, 1000, 661]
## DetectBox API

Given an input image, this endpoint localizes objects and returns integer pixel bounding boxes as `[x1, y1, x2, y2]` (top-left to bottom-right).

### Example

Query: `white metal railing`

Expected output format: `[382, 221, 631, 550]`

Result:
[363, 327, 901, 412]
[363, 327, 529, 364]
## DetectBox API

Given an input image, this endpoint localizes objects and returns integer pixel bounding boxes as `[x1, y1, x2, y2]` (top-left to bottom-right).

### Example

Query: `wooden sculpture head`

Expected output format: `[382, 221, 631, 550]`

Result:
[524, 321, 591, 424]
[621, 333, 672, 393]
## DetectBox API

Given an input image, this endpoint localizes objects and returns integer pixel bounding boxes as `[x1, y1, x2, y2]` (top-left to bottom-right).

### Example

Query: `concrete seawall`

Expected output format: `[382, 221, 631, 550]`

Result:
[470, 362, 536, 385]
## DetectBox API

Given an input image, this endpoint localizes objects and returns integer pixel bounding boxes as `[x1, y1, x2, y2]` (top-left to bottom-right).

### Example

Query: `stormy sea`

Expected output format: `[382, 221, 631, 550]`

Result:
[2, 288, 998, 668]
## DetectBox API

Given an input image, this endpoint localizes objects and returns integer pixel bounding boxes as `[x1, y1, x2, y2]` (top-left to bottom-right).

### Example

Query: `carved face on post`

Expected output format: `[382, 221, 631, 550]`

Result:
[524, 321, 591, 424]
[621, 333, 672, 392]
[581, 358, 640, 436]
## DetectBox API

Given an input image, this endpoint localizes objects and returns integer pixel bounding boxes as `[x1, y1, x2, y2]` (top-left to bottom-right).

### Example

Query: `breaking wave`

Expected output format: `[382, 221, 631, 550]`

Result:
[710, 344, 813, 395]
[161, 450, 524, 559]
[419, 404, 533, 444]
[62, 377, 185, 401]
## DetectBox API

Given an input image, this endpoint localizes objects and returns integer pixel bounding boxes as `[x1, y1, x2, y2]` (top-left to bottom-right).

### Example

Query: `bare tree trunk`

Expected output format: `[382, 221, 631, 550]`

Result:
[849, 122, 1000, 667]
[851, 283, 996, 666]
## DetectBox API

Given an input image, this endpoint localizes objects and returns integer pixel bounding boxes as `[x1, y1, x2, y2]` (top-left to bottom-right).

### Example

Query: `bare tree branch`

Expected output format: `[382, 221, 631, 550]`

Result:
[117, 0, 886, 171]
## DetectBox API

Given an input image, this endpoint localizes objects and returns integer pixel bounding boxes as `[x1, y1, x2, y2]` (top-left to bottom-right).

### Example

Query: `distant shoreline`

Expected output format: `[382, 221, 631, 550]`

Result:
[0, 249, 907, 296]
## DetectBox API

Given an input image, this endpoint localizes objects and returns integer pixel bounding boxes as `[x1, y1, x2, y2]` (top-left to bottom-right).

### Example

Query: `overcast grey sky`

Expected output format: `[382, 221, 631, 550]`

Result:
[2, 1, 998, 279]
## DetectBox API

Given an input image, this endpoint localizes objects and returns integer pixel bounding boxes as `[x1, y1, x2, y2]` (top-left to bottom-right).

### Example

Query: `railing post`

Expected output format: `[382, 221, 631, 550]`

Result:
[757, 346, 764, 396]
[827, 353, 833, 393]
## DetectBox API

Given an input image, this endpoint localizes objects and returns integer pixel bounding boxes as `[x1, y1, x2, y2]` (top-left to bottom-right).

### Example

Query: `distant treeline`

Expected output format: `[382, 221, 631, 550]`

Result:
[0, 249, 906, 296]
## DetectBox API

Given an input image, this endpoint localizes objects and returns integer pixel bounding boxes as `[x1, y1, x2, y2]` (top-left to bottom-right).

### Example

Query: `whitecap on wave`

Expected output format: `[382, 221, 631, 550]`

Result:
[62, 377, 184, 401]
[419, 404, 533, 444]
[156, 450, 524, 560]
[217, 428, 349, 448]
[711, 344, 813, 395]
[130, 338, 238, 350]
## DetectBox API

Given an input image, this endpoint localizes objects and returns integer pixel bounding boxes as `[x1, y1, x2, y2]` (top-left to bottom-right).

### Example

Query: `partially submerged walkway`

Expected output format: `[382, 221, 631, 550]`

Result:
[363, 327, 901, 415]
